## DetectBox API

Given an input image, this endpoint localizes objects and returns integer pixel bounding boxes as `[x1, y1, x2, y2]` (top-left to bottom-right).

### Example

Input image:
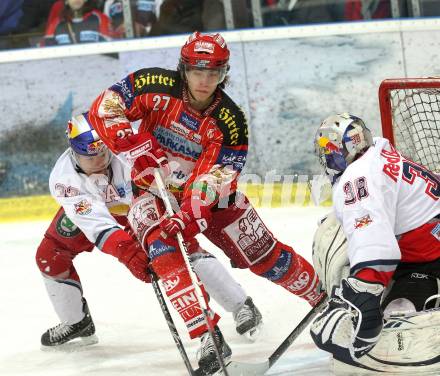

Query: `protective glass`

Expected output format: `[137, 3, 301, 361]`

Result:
[184, 65, 227, 85]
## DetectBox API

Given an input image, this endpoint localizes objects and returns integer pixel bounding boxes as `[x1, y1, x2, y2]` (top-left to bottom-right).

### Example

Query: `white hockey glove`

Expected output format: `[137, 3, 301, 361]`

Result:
[310, 276, 384, 362]
[312, 212, 350, 296]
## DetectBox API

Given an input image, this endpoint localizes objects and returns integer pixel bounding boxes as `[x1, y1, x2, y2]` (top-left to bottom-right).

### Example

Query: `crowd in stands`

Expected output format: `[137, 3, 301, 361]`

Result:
[0, 0, 439, 50]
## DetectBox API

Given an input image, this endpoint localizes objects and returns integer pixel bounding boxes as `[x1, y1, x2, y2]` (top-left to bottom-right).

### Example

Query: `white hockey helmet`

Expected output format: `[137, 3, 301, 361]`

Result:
[315, 113, 373, 180]
[66, 112, 112, 174]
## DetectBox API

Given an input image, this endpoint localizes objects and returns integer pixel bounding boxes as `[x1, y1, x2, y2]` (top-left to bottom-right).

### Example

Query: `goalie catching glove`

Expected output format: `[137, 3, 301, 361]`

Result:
[116, 133, 170, 190]
[310, 276, 384, 362]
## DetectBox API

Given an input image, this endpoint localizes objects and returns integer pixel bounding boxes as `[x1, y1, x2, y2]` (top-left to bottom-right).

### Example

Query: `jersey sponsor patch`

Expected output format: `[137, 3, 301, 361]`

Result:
[216, 147, 246, 171]
[179, 112, 200, 132]
[354, 214, 373, 229]
[148, 239, 175, 260]
[74, 199, 92, 215]
[261, 250, 292, 281]
[56, 214, 81, 238]
[223, 207, 276, 265]
[153, 126, 202, 159]
[134, 71, 177, 92]
[170, 121, 202, 143]
[431, 223, 440, 241]
[162, 276, 180, 292]
[54, 183, 80, 197]
[218, 107, 241, 145]
[287, 271, 310, 292]
[110, 77, 134, 109]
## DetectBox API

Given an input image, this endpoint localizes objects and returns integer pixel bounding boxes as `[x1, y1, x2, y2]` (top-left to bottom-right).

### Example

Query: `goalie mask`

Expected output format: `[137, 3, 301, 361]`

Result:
[67, 112, 112, 174]
[315, 113, 373, 182]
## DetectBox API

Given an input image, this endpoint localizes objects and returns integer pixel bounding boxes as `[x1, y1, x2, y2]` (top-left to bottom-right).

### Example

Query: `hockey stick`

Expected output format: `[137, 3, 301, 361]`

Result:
[153, 169, 230, 376]
[224, 294, 328, 376]
[148, 268, 198, 375]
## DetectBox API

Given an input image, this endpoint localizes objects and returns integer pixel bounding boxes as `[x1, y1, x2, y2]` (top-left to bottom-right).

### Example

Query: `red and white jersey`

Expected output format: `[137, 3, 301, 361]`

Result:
[333, 137, 440, 282]
[88, 68, 248, 205]
[49, 150, 132, 244]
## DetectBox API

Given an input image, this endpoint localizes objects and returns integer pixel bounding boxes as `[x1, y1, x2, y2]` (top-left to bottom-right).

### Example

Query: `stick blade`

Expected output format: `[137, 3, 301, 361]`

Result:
[223, 360, 270, 376]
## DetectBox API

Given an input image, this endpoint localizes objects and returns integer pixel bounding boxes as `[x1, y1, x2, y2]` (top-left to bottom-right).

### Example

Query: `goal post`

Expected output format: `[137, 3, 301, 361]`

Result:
[379, 78, 440, 173]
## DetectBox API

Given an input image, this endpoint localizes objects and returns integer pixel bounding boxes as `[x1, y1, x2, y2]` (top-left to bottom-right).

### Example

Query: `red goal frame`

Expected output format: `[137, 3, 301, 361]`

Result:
[378, 77, 440, 146]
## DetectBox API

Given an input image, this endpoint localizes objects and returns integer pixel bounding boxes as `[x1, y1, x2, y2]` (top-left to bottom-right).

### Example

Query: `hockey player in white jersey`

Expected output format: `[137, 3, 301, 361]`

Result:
[36, 112, 262, 349]
[309, 113, 440, 372]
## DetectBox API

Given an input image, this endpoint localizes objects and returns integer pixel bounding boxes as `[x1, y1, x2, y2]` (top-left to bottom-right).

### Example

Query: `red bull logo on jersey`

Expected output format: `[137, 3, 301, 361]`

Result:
[74, 199, 92, 215]
[354, 214, 373, 229]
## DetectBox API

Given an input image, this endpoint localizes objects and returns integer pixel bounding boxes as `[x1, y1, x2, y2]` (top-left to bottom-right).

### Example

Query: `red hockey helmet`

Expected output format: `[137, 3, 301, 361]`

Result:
[180, 31, 230, 69]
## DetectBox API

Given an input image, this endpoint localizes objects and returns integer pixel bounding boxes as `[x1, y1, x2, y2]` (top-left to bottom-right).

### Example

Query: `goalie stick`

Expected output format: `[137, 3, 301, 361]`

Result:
[223, 294, 328, 376]
[153, 169, 230, 376]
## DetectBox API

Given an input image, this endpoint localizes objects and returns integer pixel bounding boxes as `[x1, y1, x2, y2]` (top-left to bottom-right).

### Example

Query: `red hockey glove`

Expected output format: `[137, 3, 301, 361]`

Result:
[159, 198, 212, 240]
[101, 229, 151, 283]
[116, 133, 170, 190]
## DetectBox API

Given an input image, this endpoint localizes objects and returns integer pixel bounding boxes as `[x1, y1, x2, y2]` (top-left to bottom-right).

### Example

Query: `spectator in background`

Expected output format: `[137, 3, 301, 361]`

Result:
[0, 0, 24, 49]
[43, 0, 112, 46]
[262, 0, 341, 26]
[0, 1, 24, 35]
[345, 0, 391, 20]
[149, 0, 203, 36]
[103, 0, 157, 38]
[149, 0, 251, 36]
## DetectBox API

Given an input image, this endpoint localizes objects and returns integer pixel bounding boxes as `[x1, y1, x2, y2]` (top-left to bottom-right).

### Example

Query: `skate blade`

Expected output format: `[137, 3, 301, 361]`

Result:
[242, 323, 263, 342]
[41, 334, 99, 352]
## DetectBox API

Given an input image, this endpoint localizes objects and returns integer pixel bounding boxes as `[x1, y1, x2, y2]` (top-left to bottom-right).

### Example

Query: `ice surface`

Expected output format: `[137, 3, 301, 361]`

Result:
[0, 207, 334, 376]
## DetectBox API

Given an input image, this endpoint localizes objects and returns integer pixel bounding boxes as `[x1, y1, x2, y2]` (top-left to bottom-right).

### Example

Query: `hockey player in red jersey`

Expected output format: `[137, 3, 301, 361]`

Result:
[88, 32, 323, 374]
[37, 113, 263, 352]
[310, 113, 440, 368]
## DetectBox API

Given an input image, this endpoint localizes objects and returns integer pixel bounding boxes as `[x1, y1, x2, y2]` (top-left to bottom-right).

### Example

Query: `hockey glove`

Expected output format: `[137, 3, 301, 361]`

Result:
[159, 198, 212, 240]
[101, 229, 151, 283]
[116, 133, 170, 190]
[310, 276, 384, 362]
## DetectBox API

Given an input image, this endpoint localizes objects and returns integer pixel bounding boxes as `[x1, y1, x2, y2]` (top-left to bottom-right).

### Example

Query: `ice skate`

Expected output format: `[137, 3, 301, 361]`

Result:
[233, 297, 263, 341]
[41, 298, 98, 350]
[197, 326, 232, 375]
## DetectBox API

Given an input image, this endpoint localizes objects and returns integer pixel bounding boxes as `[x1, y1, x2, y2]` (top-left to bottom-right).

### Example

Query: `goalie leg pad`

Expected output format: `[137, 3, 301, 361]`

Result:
[334, 309, 440, 373]
[312, 212, 350, 296]
[147, 229, 219, 339]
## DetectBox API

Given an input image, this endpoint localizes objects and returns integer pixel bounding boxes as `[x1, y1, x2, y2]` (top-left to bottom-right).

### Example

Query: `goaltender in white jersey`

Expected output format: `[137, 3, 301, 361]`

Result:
[309, 113, 440, 373]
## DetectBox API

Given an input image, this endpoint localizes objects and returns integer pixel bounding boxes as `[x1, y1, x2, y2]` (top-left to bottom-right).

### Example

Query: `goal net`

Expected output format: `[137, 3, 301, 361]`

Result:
[379, 78, 440, 173]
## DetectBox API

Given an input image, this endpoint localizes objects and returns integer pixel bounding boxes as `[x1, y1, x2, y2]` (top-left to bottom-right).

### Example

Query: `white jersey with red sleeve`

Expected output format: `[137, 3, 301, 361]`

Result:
[333, 137, 440, 283]
[49, 150, 133, 248]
